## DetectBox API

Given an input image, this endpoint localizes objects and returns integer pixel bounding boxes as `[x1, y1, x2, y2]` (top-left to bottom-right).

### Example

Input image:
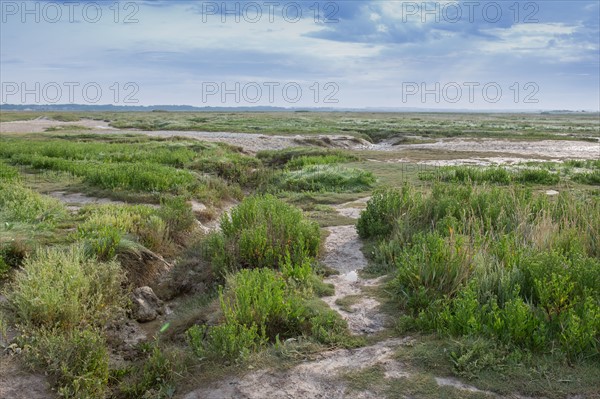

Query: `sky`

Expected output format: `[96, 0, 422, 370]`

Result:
[1, 0, 599, 110]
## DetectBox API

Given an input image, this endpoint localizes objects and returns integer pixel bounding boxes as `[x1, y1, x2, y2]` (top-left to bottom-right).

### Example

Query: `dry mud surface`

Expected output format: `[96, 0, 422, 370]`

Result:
[0, 118, 116, 133]
[3, 119, 598, 161]
[47, 191, 125, 211]
[126, 130, 368, 152]
[183, 338, 410, 399]
[375, 138, 600, 161]
[0, 357, 55, 399]
[321, 223, 385, 335]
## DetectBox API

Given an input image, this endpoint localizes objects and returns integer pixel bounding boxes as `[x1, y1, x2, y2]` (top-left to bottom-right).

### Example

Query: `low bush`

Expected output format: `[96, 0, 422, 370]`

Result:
[157, 196, 196, 240]
[0, 182, 67, 227]
[21, 328, 109, 399]
[0, 161, 20, 182]
[187, 267, 348, 360]
[514, 169, 560, 184]
[356, 187, 410, 239]
[390, 232, 474, 314]
[119, 341, 186, 399]
[205, 195, 321, 275]
[75, 198, 194, 256]
[8, 245, 126, 329]
[0, 239, 29, 277]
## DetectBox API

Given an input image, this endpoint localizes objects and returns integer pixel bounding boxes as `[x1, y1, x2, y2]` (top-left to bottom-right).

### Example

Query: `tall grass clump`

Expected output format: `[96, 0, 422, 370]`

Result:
[75, 198, 195, 258]
[390, 232, 474, 314]
[204, 195, 320, 275]
[420, 166, 559, 185]
[572, 170, 600, 185]
[276, 165, 375, 193]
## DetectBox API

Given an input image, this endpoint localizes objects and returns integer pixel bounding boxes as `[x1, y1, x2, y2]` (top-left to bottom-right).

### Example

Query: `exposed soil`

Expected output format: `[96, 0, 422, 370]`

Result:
[375, 138, 600, 161]
[321, 224, 385, 335]
[0, 356, 55, 399]
[183, 338, 411, 399]
[0, 118, 116, 133]
[116, 131, 369, 153]
[47, 191, 125, 211]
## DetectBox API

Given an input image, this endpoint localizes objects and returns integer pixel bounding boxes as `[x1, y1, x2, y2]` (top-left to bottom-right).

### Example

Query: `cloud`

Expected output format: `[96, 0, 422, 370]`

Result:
[1, 0, 598, 110]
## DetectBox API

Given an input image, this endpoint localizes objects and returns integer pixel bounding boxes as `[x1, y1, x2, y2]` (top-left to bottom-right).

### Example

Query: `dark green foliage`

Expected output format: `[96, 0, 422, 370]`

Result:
[420, 166, 560, 185]
[572, 170, 600, 185]
[275, 165, 376, 193]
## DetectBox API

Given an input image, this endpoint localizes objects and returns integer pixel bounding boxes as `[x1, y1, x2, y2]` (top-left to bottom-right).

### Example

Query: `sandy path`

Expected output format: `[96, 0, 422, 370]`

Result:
[183, 338, 410, 399]
[320, 199, 386, 336]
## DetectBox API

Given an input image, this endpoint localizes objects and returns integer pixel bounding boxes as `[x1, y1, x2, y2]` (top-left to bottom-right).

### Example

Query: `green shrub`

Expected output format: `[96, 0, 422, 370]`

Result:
[390, 232, 474, 314]
[187, 268, 348, 360]
[81, 225, 123, 260]
[9, 245, 126, 329]
[572, 170, 600, 185]
[120, 342, 184, 398]
[371, 183, 600, 359]
[514, 169, 560, 185]
[276, 165, 375, 193]
[21, 328, 109, 399]
[0, 161, 20, 182]
[206, 195, 320, 274]
[356, 187, 408, 239]
[157, 196, 196, 238]
[191, 152, 262, 186]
